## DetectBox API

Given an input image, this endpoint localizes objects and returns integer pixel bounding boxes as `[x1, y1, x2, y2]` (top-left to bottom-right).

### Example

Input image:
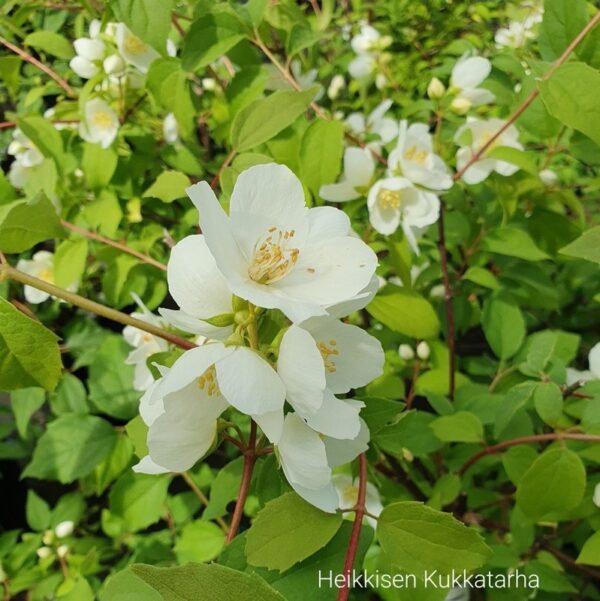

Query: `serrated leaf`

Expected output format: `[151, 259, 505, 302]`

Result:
[560, 226, 600, 265]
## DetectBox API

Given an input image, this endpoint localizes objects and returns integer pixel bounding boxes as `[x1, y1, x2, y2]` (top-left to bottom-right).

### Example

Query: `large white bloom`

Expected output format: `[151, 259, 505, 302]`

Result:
[367, 177, 440, 250]
[566, 342, 600, 385]
[319, 147, 375, 202]
[454, 118, 523, 185]
[115, 23, 159, 74]
[69, 21, 107, 79]
[388, 121, 452, 190]
[450, 55, 495, 110]
[79, 98, 119, 148]
[332, 474, 383, 528]
[346, 100, 398, 145]
[158, 234, 234, 340]
[187, 164, 378, 323]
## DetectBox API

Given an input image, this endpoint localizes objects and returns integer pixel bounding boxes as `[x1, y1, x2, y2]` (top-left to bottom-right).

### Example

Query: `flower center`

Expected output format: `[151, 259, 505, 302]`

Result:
[91, 111, 113, 129]
[197, 365, 220, 397]
[38, 267, 53, 283]
[317, 339, 339, 373]
[248, 227, 299, 284]
[341, 484, 358, 506]
[124, 32, 148, 55]
[403, 145, 429, 165]
[377, 188, 402, 210]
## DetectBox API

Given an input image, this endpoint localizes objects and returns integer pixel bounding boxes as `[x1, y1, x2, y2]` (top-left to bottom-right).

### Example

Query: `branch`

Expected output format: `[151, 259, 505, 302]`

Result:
[0, 36, 75, 97]
[540, 542, 600, 581]
[459, 432, 600, 476]
[453, 11, 600, 182]
[210, 148, 236, 189]
[180, 472, 229, 532]
[61, 220, 167, 272]
[337, 453, 367, 601]
[0, 263, 196, 350]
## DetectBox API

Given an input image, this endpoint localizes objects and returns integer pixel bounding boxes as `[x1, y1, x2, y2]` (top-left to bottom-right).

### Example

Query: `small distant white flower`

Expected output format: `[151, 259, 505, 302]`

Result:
[290, 60, 323, 100]
[54, 521, 74, 538]
[320, 147, 375, 202]
[539, 168, 558, 186]
[163, 112, 179, 144]
[416, 341, 430, 360]
[388, 121, 452, 190]
[455, 117, 523, 184]
[427, 77, 445, 99]
[332, 474, 383, 528]
[36, 547, 52, 559]
[79, 98, 119, 148]
[7, 128, 44, 188]
[450, 55, 495, 110]
[398, 344, 415, 360]
[187, 164, 377, 324]
[327, 74, 345, 100]
[495, 21, 535, 49]
[115, 23, 159, 73]
[16, 251, 56, 304]
[346, 100, 398, 145]
[56, 545, 69, 558]
[566, 342, 600, 385]
[367, 177, 440, 251]
[202, 77, 217, 91]
[375, 73, 388, 90]
[348, 23, 391, 81]
[450, 97, 472, 115]
[42, 530, 54, 545]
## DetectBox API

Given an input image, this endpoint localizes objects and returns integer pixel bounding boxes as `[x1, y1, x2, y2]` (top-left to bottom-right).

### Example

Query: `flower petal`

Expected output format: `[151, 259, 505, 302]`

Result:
[319, 181, 360, 202]
[299, 390, 363, 439]
[451, 56, 491, 90]
[344, 147, 375, 187]
[324, 418, 370, 467]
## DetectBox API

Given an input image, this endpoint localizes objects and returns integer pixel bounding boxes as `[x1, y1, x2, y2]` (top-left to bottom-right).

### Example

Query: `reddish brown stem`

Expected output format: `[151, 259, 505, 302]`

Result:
[0, 36, 75, 97]
[337, 453, 367, 601]
[459, 432, 600, 476]
[61, 219, 167, 272]
[226, 421, 257, 543]
[210, 149, 236, 189]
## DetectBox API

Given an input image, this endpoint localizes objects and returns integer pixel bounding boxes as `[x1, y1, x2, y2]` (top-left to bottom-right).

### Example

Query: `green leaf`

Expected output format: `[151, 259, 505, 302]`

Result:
[0, 193, 63, 253]
[26, 490, 51, 531]
[299, 120, 344, 197]
[539, 63, 600, 147]
[366, 287, 440, 339]
[82, 143, 118, 189]
[23, 414, 117, 483]
[231, 87, 318, 152]
[482, 295, 526, 360]
[560, 226, 600, 265]
[204, 457, 244, 519]
[175, 521, 226, 563]
[245, 492, 342, 572]
[486, 146, 538, 175]
[50, 373, 88, 415]
[462, 266, 500, 290]
[10, 387, 45, 439]
[502, 445, 538, 485]
[481, 226, 549, 261]
[24, 31, 73, 59]
[111, 0, 174, 54]
[516, 447, 586, 521]
[376, 410, 443, 457]
[430, 411, 484, 443]
[100, 568, 162, 601]
[182, 12, 248, 71]
[538, 0, 587, 61]
[377, 502, 491, 575]
[17, 116, 65, 171]
[109, 471, 170, 532]
[533, 382, 563, 426]
[132, 562, 286, 601]
[577, 531, 600, 566]
[54, 238, 87, 289]
[0, 297, 62, 391]
[143, 170, 191, 203]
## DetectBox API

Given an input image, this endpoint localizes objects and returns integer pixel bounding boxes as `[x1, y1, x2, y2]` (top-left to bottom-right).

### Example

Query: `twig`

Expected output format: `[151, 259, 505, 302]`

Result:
[459, 432, 600, 476]
[61, 219, 167, 272]
[0, 263, 196, 350]
[562, 379, 586, 399]
[0, 36, 75, 97]
[181, 472, 229, 532]
[210, 148, 236, 189]
[540, 542, 600, 581]
[337, 453, 367, 601]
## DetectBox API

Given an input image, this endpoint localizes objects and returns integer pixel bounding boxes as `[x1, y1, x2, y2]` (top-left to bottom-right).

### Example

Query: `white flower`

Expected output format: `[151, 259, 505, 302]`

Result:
[133, 341, 286, 475]
[388, 121, 452, 190]
[346, 100, 398, 145]
[79, 98, 119, 148]
[427, 77, 445, 99]
[351, 24, 383, 54]
[367, 177, 440, 251]
[495, 21, 535, 49]
[54, 521, 74, 538]
[450, 55, 495, 109]
[56, 545, 69, 558]
[319, 147, 375, 202]
[398, 344, 415, 360]
[348, 54, 377, 80]
[332, 474, 383, 528]
[115, 23, 159, 74]
[163, 113, 179, 144]
[539, 168, 558, 186]
[16, 251, 56, 304]
[455, 118, 523, 185]
[202, 77, 216, 91]
[566, 342, 600, 385]
[36, 547, 52, 559]
[327, 74, 345, 100]
[158, 234, 234, 340]
[103, 53, 126, 76]
[594, 483, 600, 508]
[70, 37, 105, 79]
[348, 23, 391, 81]
[7, 128, 44, 188]
[416, 340, 430, 360]
[187, 163, 378, 323]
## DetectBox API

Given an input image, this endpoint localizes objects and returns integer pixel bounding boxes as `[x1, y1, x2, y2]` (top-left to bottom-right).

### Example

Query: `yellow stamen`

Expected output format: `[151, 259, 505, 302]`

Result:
[403, 144, 429, 165]
[318, 339, 339, 373]
[377, 188, 402, 210]
[197, 365, 220, 397]
[248, 227, 299, 284]
[91, 111, 113, 129]
[124, 33, 148, 55]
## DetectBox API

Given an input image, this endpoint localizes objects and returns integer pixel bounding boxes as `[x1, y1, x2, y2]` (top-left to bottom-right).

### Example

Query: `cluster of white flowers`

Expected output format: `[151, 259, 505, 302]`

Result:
[6, 128, 43, 188]
[495, 1, 544, 49]
[348, 23, 392, 88]
[132, 163, 384, 512]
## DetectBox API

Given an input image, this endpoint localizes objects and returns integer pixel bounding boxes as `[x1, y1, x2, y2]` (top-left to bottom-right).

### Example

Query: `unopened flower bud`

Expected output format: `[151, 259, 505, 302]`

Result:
[539, 169, 558, 186]
[450, 96, 472, 115]
[327, 74, 345, 100]
[103, 54, 125, 75]
[375, 73, 387, 89]
[202, 78, 216, 91]
[37, 546, 52, 559]
[398, 344, 415, 361]
[42, 530, 54, 545]
[416, 341, 430, 360]
[57, 544, 69, 558]
[427, 77, 445, 99]
[402, 448, 414, 462]
[55, 520, 74, 538]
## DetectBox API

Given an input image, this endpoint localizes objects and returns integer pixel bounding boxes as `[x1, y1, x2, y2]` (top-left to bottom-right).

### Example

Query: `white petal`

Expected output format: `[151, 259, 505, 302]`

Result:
[372, 117, 398, 144]
[403, 190, 440, 228]
[167, 235, 232, 319]
[345, 112, 366, 135]
[216, 347, 285, 414]
[132, 455, 170, 474]
[299, 390, 363, 439]
[323, 275, 379, 319]
[289, 480, 339, 513]
[324, 418, 370, 467]
[69, 56, 99, 79]
[278, 325, 326, 414]
[451, 56, 491, 90]
[319, 181, 360, 202]
[589, 343, 600, 378]
[344, 147, 375, 187]
[348, 55, 375, 79]
[158, 308, 232, 340]
[139, 379, 164, 427]
[306, 206, 351, 243]
[74, 38, 105, 60]
[252, 409, 284, 443]
[116, 23, 159, 73]
[368, 99, 393, 127]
